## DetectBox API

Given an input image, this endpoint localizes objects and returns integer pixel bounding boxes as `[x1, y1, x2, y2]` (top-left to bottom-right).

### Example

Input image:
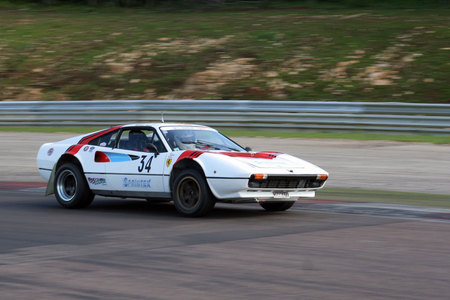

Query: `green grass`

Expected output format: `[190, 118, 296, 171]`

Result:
[221, 130, 450, 144]
[1, 126, 449, 144]
[0, 126, 103, 133]
[317, 187, 450, 209]
[0, 5, 448, 102]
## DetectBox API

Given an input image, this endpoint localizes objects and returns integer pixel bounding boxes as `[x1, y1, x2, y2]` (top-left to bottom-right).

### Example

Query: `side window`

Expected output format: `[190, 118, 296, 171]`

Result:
[151, 132, 166, 153]
[117, 128, 167, 153]
[88, 130, 119, 147]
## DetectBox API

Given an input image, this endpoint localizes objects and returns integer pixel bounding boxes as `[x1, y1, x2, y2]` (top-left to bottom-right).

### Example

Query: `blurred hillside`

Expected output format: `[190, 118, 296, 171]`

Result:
[0, 2, 448, 102]
[5, 0, 449, 9]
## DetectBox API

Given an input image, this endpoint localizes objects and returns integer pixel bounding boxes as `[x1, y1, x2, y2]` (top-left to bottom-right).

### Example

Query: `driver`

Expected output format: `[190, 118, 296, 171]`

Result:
[175, 130, 196, 150]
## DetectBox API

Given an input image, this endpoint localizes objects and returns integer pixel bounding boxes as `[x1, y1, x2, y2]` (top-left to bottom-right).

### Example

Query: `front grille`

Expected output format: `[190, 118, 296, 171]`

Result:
[248, 175, 325, 189]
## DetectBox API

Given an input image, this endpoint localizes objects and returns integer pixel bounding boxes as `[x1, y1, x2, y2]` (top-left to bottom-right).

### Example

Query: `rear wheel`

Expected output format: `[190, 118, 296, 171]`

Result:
[54, 163, 94, 209]
[260, 201, 295, 212]
[173, 169, 215, 217]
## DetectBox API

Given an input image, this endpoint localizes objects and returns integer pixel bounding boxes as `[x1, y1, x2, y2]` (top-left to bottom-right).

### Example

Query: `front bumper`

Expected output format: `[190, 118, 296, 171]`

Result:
[207, 177, 320, 202]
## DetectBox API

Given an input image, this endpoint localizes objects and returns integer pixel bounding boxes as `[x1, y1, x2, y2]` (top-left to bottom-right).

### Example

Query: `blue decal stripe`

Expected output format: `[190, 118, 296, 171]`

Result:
[105, 152, 132, 162]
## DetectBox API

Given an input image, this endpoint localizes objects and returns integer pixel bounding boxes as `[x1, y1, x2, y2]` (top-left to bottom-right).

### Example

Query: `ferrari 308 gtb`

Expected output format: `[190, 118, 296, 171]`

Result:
[37, 123, 328, 217]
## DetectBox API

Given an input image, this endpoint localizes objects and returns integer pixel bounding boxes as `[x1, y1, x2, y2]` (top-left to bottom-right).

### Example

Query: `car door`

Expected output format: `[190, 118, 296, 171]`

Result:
[102, 127, 169, 198]
[82, 128, 121, 191]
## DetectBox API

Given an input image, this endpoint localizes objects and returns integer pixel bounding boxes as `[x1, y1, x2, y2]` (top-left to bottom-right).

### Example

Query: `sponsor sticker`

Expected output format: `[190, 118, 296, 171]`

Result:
[89, 146, 95, 152]
[88, 177, 106, 185]
[83, 146, 89, 151]
[123, 177, 151, 189]
[166, 158, 172, 167]
[47, 148, 54, 156]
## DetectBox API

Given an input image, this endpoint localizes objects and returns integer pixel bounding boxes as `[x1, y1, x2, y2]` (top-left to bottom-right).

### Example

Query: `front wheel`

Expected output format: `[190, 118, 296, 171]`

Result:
[260, 201, 295, 212]
[54, 163, 94, 209]
[172, 169, 215, 217]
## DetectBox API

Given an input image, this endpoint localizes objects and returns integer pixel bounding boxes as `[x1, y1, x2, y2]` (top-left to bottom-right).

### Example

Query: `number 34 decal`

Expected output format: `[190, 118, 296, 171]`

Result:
[138, 155, 153, 173]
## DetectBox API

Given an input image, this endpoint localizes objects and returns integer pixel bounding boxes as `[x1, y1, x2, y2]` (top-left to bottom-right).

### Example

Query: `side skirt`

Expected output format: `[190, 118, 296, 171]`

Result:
[92, 190, 171, 200]
[218, 198, 258, 204]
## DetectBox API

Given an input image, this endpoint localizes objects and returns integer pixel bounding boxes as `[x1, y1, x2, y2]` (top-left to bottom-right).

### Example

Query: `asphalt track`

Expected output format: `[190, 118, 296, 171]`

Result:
[1, 132, 450, 194]
[1, 132, 450, 299]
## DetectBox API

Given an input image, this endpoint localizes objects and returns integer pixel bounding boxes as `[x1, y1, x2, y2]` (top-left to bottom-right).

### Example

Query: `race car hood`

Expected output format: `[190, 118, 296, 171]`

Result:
[229, 153, 319, 172]
[197, 151, 327, 177]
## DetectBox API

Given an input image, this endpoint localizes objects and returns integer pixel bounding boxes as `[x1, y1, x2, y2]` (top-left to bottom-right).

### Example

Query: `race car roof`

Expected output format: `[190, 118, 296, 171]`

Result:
[122, 123, 216, 130]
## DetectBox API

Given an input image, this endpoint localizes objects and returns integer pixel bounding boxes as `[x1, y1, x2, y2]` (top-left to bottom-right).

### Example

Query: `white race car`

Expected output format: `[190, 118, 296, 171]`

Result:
[37, 123, 328, 217]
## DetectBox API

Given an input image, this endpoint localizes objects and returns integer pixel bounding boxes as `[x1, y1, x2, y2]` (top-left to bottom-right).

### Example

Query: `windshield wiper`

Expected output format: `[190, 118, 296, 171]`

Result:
[196, 139, 241, 152]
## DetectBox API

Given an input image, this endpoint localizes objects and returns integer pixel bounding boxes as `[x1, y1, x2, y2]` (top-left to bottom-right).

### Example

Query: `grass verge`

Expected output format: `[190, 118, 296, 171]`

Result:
[0, 126, 103, 133]
[1, 126, 449, 144]
[222, 130, 450, 144]
[317, 187, 450, 209]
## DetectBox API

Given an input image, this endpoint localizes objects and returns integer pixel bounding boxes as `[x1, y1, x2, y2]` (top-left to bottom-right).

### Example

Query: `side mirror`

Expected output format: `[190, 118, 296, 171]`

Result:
[245, 147, 252, 152]
[145, 143, 159, 157]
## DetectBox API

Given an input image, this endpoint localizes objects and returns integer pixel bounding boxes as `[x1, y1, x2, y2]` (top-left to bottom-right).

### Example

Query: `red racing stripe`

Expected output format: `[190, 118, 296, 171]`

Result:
[78, 125, 123, 145]
[63, 126, 123, 157]
[65, 144, 84, 155]
[220, 151, 280, 159]
[173, 150, 279, 167]
[174, 150, 205, 165]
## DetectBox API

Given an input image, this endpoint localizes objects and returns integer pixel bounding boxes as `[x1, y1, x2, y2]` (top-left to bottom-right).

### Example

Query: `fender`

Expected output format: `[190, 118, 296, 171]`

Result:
[45, 164, 57, 196]
[48, 153, 85, 196]
[170, 151, 210, 193]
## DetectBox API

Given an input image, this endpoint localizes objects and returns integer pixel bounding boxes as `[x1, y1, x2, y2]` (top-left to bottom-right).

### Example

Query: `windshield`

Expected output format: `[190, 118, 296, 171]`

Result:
[160, 126, 245, 152]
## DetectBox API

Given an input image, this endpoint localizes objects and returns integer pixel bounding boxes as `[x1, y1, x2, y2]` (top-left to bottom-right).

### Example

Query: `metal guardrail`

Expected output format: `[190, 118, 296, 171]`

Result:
[1, 100, 449, 134]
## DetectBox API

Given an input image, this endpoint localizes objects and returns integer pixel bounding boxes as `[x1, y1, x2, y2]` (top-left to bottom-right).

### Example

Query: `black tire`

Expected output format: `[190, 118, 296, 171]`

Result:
[172, 169, 215, 217]
[259, 201, 295, 212]
[54, 163, 94, 209]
